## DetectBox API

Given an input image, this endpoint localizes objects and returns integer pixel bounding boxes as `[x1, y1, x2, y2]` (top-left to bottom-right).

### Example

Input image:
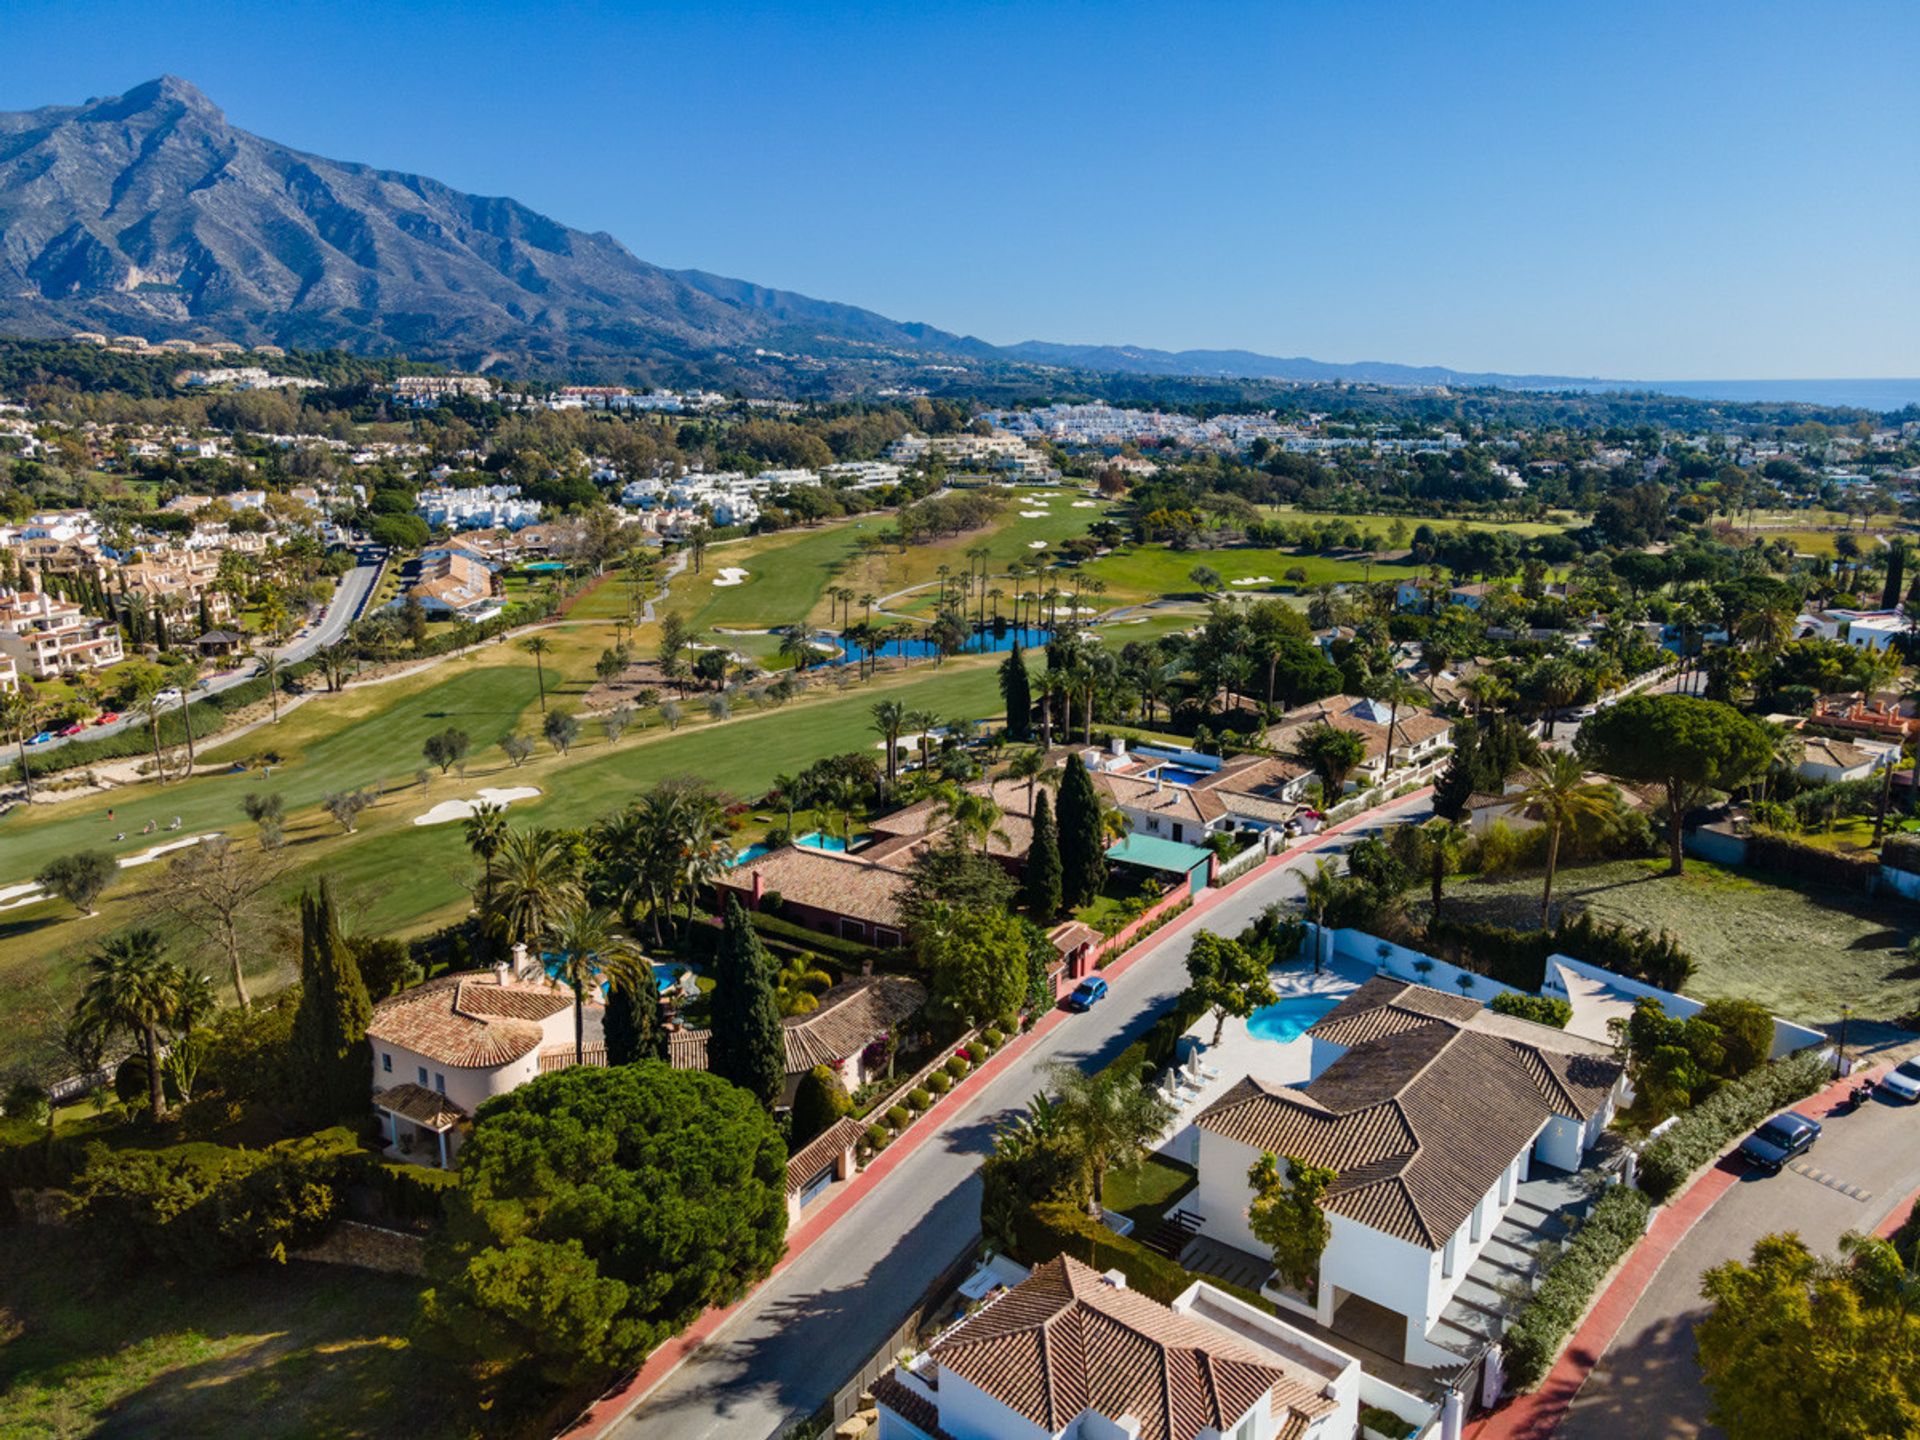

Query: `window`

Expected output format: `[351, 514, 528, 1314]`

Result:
[1233, 1413, 1257, 1440]
[1442, 1234, 1457, 1279]
[381, 1052, 392, 1074]
[433, 1073, 446, 1094]
[1470, 1197, 1483, 1244]
[417, 1066, 428, 1086]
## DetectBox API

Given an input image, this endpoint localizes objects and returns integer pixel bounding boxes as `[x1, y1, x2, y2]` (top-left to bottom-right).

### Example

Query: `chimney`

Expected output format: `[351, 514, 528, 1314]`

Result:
[1110, 735, 1126, 758]
[510, 941, 529, 977]
[751, 869, 764, 907]
[1101, 1269, 1129, 1290]
[493, 960, 510, 986]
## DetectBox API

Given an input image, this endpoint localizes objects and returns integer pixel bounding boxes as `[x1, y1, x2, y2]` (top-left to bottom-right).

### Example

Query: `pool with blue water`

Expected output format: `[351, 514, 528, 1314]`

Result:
[1246, 994, 1343, 1043]
[1153, 763, 1214, 787]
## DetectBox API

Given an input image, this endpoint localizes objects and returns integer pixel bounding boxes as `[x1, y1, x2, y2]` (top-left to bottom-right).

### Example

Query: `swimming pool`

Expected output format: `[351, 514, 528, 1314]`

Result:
[652, 961, 695, 993]
[1153, 763, 1213, 787]
[1246, 993, 1343, 1043]
[730, 843, 771, 866]
[798, 831, 866, 852]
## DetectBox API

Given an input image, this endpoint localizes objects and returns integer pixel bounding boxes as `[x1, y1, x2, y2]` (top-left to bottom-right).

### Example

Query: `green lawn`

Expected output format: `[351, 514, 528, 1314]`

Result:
[1081, 544, 1390, 603]
[1259, 505, 1576, 539]
[1103, 1155, 1198, 1233]
[672, 524, 876, 631]
[0, 1227, 462, 1440]
[1429, 857, 1920, 1026]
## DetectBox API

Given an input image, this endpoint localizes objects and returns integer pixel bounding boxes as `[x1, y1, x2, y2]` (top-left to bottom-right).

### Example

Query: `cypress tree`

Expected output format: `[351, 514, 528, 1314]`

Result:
[1023, 788, 1063, 920]
[604, 971, 667, 1065]
[1056, 753, 1106, 909]
[1884, 542, 1907, 612]
[708, 896, 785, 1109]
[1431, 723, 1479, 821]
[289, 879, 373, 1124]
[999, 644, 1033, 743]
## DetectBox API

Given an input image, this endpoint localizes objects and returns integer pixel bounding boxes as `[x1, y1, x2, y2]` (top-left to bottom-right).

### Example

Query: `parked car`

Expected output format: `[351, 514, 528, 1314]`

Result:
[24, 731, 54, 746]
[1879, 1058, 1920, 1103]
[1738, 1111, 1822, 1173]
[57, 722, 84, 737]
[93, 711, 118, 726]
[1064, 977, 1109, 1012]
[152, 688, 183, 706]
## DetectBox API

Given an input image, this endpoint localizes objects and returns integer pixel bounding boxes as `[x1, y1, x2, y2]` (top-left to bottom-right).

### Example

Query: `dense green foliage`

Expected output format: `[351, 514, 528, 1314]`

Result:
[1022, 788, 1063, 920]
[1638, 1050, 1828, 1200]
[1502, 1185, 1652, 1388]
[707, 896, 786, 1109]
[287, 881, 372, 1126]
[790, 1064, 853, 1147]
[1056, 753, 1106, 908]
[1489, 991, 1573, 1028]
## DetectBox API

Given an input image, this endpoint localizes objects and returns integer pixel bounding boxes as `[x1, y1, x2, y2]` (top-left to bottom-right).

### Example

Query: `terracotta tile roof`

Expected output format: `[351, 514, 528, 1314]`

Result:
[537, 1042, 608, 1073]
[1266, 694, 1452, 763]
[927, 1256, 1334, 1440]
[668, 974, 927, 1076]
[372, 1082, 466, 1130]
[367, 972, 569, 1069]
[785, 1115, 867, 1194]
[1049, 921, 1101, 955]
[871, 1373, 955, 1440]
[1095, 771, 1219, 824]
[716, 846, 912, 928]
[868, 776, 1040, 857]
[1197, 977, 1622, 1248]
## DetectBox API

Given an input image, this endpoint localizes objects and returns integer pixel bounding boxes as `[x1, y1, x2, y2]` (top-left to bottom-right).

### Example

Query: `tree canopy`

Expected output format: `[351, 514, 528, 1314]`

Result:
[707, 896, 785, 1108]
[1184, 929, 1277, 1045]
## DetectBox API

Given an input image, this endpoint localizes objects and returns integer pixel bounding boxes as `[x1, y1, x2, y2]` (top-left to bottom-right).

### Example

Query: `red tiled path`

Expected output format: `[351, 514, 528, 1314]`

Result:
[1466, 1064, 1877, 1440]
[565, 792, 1430, 1436]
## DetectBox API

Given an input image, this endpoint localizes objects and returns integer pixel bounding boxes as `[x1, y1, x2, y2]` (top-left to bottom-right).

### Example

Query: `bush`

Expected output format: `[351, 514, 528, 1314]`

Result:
[1359, 1403, 1420, 1439]
[1490, 992, 1573, 1028]
[1639, 1050, 1829, 1201]
[886, 1104, 911, 1130]
[927, 1071, 952, 1095]
[863, 1123, 889, 1152]
[945, 1056, 969, 1079]
[365, 1156, 459, 1227]
[983, 1027, 1006, 1048]
[1503, 1186, 1652, 1388]
[1011, 1200, 1195, 1303]
[908, 1087, 933, 1112]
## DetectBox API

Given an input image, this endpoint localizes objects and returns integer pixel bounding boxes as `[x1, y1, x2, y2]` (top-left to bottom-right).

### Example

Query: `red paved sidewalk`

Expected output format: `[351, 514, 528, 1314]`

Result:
[1467, 1063, 1879, 1440]
[564, 791, 1429, 1436]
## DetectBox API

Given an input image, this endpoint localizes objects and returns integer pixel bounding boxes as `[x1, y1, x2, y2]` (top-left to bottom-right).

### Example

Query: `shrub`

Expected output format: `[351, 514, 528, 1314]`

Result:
[908, 1087, 933, 1112]
[927, 1071, 952, 1095]
[1011, 1200, 1193, 1303]
[984, 1027, 1006, 1048]
[1359, 1403, 1420, 1439]
[945, 1056, 969, 1079]
[1639, 1050, 1829, 1201]
[887, 1104, 911, 1130]
[1490, 992, 1573, 1028]
[1503, 1186, 1652, 1388]
[366, 1157, 459, 1227]
[863, 1123, 889, 1152]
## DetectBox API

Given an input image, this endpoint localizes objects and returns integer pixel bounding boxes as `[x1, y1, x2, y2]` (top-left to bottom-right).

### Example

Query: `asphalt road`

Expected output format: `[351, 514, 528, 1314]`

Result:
[30, 551, 381, 754]
[608, 793, 1435, 1440]
[1560, 1079, 1920, 1440]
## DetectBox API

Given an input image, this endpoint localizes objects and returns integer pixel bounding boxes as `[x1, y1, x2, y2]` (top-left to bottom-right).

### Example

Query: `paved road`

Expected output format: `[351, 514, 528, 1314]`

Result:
[32, 551, 381, 755]
[1560, 1080, 1920, 1440]
[609, 793, 1435, 1440]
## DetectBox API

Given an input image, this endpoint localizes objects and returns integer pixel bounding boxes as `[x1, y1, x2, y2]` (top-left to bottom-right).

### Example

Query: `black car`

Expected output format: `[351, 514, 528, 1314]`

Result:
[1737, 1111, 1822, 1173]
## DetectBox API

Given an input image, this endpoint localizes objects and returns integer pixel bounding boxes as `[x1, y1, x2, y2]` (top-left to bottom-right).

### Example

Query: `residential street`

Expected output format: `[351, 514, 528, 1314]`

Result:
[605, 793, 1435, 1440]
[1559, 1082, 1920, 1440]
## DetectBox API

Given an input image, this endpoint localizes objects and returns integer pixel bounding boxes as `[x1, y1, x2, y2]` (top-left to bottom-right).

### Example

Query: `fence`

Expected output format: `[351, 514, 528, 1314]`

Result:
[819, 1246, 981, 1427]
[1091, 885, 1194, 969]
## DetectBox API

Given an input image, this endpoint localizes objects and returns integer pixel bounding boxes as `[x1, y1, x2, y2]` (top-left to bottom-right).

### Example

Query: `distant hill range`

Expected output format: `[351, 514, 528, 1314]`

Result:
[0, 77, 1905, 410]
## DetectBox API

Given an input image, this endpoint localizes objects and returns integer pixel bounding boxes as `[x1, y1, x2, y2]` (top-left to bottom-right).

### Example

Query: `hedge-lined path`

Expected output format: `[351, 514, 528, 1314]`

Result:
[1488, 1060, 1917, 1440]
[576, 791, 1439, 1440]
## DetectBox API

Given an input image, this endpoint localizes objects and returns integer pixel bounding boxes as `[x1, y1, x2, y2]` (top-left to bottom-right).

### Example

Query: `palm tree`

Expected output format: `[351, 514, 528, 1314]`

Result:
[1006, 746, 1056, 812]
[1300, 858, 1341, 974]
[543, 902, 644, 1065]
[771, 771, 813, 834]
[0, 688, 43, 799]
[777, 622, 815, 672]
[1515, 751, 1614, 926]
[522, 635, 552, 712]
[1044, 1060, 1175, 1217]
[169, 656, 202, 770]
[1420, 817, 1468, 916]
[464, 801, 510, 911]
[871, 699, 906, 792]
[491, 828, 582, 951]
[1364, 669, 1428, 769]
[74, 928, 186, 1121]
[905, 708, 940, 774]
[933, 783, 1010, 853]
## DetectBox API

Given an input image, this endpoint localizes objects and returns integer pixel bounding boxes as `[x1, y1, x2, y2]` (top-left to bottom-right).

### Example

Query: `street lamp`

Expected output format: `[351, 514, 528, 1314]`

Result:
[1837, 1004, 1853, 1077]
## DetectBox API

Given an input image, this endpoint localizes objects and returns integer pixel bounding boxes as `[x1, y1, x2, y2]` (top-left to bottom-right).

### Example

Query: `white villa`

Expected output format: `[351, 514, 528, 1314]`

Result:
[1187, 976, 1625, 1369]
[1263, 696, 1454, 793]
[875, 1255, 1364, 1440]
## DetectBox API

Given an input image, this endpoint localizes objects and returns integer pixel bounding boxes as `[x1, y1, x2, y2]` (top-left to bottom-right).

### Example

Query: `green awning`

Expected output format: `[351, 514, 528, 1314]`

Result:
[1104, 833, 1213, 874]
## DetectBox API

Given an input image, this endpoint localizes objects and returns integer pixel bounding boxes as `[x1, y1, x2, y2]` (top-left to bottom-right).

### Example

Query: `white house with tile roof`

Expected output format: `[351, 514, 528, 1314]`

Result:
[874, 1254, 1361, 1440]
[1188, 976, 1625, 1368]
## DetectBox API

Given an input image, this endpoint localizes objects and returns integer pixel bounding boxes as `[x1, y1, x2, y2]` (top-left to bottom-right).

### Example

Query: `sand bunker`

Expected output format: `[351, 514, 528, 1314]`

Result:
[1071, 500, 1098, 508]
[1229, 576, 1275, 586]
[711, 567, 750, 587]
[414, 787, 543, 827]
[1019, 510, 1049, 518]
[1028, 541, 1049, 549]
[120, 833, 223, 868]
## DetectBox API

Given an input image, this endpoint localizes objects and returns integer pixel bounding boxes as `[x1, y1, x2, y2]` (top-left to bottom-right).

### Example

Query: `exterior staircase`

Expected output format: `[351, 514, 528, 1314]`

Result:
[1424, 1170, 1595, 1360]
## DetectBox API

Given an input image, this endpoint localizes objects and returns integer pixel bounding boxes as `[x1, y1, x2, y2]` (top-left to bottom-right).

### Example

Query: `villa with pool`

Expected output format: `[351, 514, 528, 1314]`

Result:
[1162, 971, 1626, 1375]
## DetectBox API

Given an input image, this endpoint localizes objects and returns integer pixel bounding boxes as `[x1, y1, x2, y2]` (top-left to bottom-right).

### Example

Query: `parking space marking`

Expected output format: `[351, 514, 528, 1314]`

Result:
[1787, 1160, 1874, 1201]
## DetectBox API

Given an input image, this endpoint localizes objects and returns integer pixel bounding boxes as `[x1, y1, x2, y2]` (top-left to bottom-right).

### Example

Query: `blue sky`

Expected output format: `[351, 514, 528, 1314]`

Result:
[2, 0, 1915, 379]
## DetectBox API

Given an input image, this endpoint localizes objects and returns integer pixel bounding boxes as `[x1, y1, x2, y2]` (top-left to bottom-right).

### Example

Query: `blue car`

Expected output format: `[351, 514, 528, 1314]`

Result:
[24, 731, 54, 747]
[1065, 977, 1108, 1012]
[1738, 1110, 1821, 1174]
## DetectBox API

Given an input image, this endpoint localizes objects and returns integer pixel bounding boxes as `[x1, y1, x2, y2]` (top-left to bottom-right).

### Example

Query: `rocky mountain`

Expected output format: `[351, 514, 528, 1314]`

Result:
[0, 76, 995, 381]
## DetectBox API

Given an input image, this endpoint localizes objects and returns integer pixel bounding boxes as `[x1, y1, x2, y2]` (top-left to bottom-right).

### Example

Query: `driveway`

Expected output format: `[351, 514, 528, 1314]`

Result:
[1559, 1084, 1920, 1439]
[605, 793, 1436, 1440]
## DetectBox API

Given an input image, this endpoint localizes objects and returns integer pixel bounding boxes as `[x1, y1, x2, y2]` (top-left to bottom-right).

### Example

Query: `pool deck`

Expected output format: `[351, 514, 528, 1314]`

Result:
[1154, 956, 1368, 1164]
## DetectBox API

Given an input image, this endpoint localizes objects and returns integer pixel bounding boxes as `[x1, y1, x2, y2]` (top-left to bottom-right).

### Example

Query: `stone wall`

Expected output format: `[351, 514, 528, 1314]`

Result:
[293, 1218, 427, 1277]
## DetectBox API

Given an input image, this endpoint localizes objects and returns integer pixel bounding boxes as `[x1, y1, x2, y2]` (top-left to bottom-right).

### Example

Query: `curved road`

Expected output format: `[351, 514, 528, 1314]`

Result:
[30, 547, 383, 755]
[606, 792, 1434, 1440]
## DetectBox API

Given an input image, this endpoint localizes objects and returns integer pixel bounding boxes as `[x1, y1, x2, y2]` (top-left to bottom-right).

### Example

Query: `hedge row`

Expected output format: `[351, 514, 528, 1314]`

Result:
[1638, 1049, 1830, 1201]
[745, 910, 887, 967]
[1502, 1185, 1653, 1389]
[1011, 1198, 1278, 1317]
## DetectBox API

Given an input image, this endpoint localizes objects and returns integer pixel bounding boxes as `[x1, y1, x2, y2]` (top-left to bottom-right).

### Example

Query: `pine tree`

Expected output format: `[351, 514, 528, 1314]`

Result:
[604, 971, 667, 1065]
[708, 896, 785, 1109]
[289, 879, 373, 1124]
[999, 644, 1033, 743]
[1023, 788, 1063, 920]
[1431, 723, 1479, 821]
[1056, 753, 1106, 909]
